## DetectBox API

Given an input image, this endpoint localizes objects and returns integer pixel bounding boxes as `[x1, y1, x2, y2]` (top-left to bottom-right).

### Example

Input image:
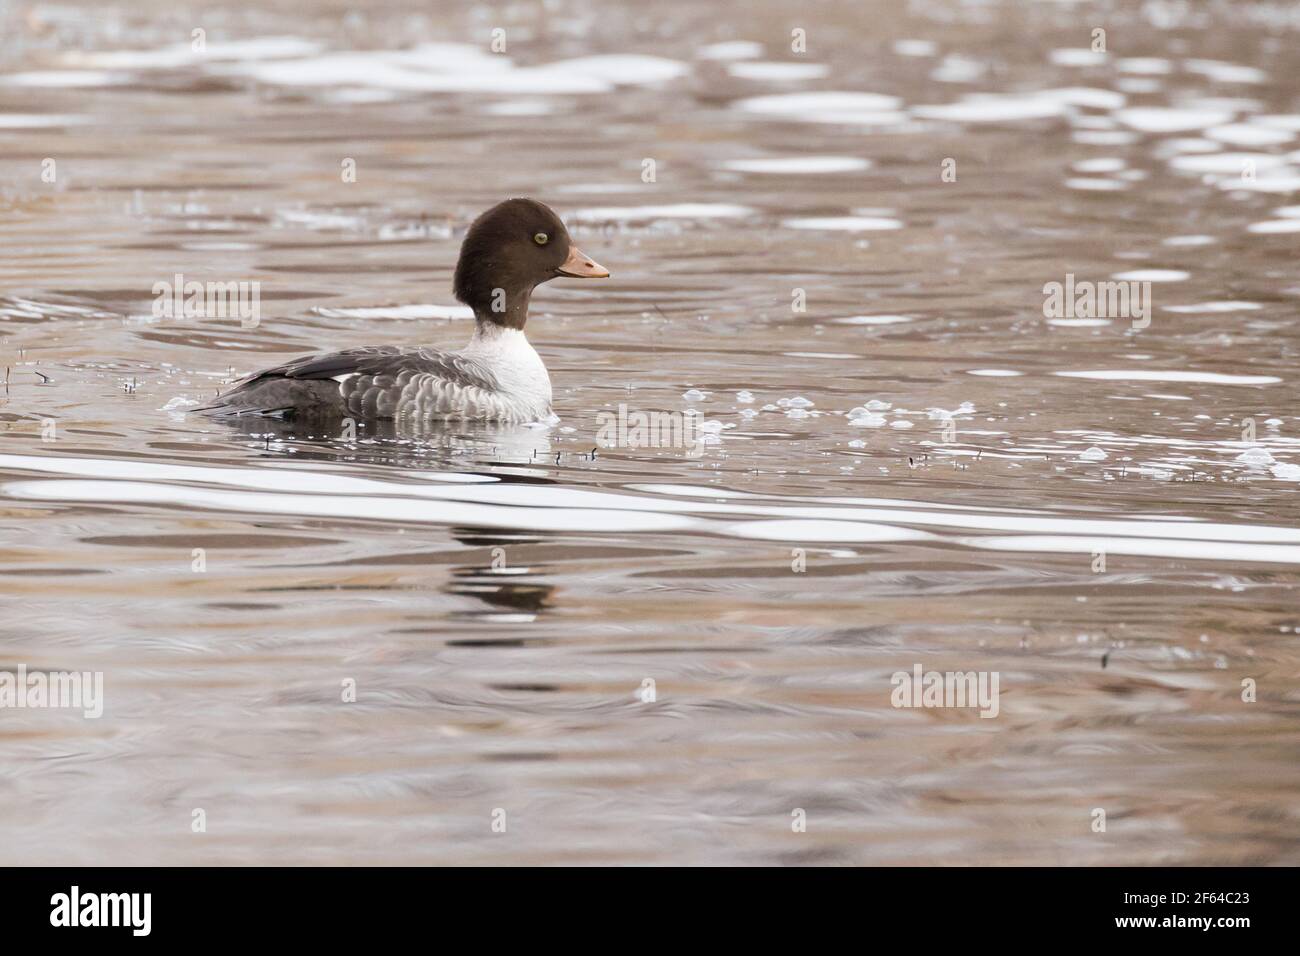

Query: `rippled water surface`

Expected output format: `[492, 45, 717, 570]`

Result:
[2, 0, 1298, 864]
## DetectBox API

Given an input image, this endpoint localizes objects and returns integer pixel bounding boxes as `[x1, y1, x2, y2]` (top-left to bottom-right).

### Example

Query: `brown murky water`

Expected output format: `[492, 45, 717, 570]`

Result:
[1, 0, 1298, 865]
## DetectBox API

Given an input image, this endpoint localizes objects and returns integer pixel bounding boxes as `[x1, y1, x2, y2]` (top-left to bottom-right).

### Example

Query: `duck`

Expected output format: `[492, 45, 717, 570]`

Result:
[200, 198, 608, 424]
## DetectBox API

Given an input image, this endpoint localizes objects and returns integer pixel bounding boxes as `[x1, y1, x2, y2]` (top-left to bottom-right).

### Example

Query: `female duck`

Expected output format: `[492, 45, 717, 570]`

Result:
[202, 198, 608, 424]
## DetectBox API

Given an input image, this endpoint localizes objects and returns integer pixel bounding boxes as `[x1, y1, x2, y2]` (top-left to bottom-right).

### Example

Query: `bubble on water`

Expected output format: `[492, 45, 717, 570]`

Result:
[682, 388, 708, 401]
[735, 390, 754, 403]
[1236, 447, 1276, 465]
[848, 413, 887, 428]
[890, 420, 914, 430]
[1079, 446, 1108, 461]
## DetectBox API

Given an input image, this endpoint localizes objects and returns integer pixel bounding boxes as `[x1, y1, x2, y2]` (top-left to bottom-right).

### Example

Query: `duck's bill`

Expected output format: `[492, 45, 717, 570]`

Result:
[558, 245, 610, 278]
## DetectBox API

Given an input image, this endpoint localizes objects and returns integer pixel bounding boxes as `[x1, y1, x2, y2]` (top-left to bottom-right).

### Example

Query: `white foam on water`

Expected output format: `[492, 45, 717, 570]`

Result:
[930, 56, 986, 84]
[912, 95, 1068, 123]
[1163, 301, 1261, 313]
[312, 304, 474, 320]
[893, 39, 938, 57]
[965, 535, 1300, 565]
[0, 454, 496, 491]
[966, 369, 1023, 377]
[554, 183, 650, 194]
[1235, 447, 1276, 465]
[1168, 151, 1289, 173]
[1114, 107, 1234, 132]
[1157, 137, 1223, 154]
[10, 454, 1300, 563]
[1216, 170, 1300, 193]
[275, 209, 367, 231]
[833, 315, 914, 324]
[734, 91, 905, 124]
[1248, 219, 1300, 234]
[1116, 77, 1163, 95]
[0, 113, 86, 127]
[718, 156, 870, 174]
[484, 99, 558, 116]
[1072, 157, 1126, 173]
[1056, 370, 1281, 385]
[726, 520, 932, 543]
[58, 36, 321, 69]
[847, 413, 888, 428]
[727, 62, 829, 81]
[1073, 130, 1140, 146]
[4, 479, 697, 535]
[323, 87, 401, 104]
[784, 216, 903, 231]
[2, 70, 128, 87]
[207, 44, 683, 95]
[545, 55, 690, 85]
[1184, 59, 1267, 84]
[1118, 57, 1173, 75]
[1207, 123, 1295, 147]
[1111, 269, 1189, 282]
[697, 41, 764, 61]
[1036, 87, 1126, 110]
[1066, 178, 1127, 191]
[1049, 48, 1107, 67]
[1186, 95, 1265, 113]
[570, 203, 754, 221]
[1255, 114, 1300, 130]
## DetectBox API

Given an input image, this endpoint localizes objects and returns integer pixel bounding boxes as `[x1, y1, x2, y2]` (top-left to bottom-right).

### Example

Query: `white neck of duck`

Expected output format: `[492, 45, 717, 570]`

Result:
[460, 318, 552, 420]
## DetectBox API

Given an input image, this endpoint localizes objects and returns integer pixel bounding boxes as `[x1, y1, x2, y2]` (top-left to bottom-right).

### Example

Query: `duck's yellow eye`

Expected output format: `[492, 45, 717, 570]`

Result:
[534, 232, 549, 245]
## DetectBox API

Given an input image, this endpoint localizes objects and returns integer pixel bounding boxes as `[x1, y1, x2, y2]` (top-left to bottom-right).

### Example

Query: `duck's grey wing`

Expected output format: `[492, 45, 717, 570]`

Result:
[200, 346, 497, 420]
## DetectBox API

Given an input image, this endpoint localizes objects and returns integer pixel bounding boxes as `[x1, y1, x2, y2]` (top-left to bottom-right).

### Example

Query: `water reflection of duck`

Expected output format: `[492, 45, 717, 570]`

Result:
[199, 199, 608, 425]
